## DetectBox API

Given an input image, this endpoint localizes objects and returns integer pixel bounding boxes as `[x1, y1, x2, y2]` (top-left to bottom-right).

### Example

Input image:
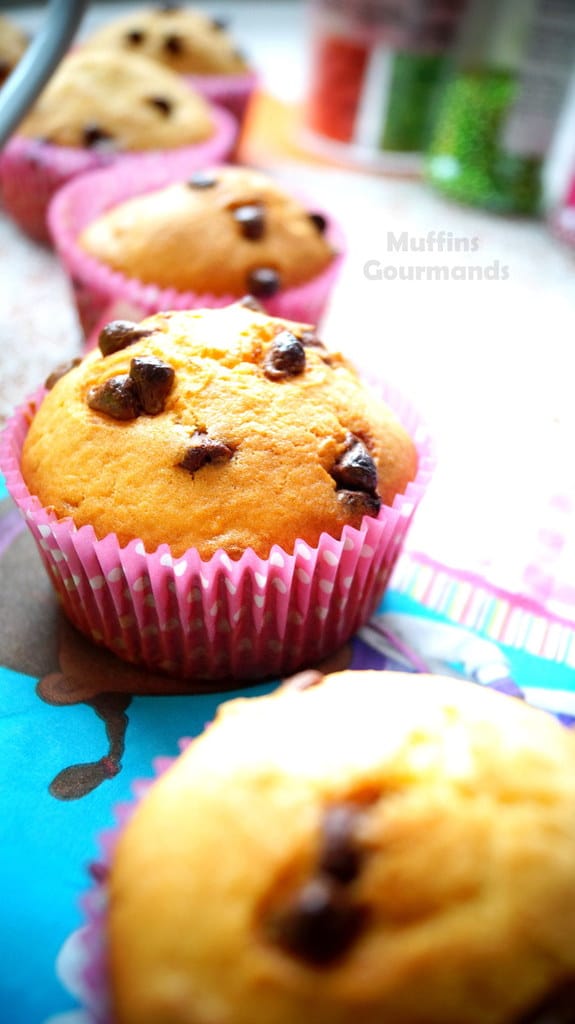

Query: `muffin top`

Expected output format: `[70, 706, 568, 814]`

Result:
[19, 50, 214, 150]
[79, 166, 336, 296]
[82, 4, 250, 76]
[0, 14, 27, 85]
[21, 303, 417, 559]
[108, 670, 575, 1024]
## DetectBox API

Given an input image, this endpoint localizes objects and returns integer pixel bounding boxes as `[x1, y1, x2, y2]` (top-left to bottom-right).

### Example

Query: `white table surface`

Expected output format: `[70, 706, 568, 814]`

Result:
[2, 1, 575, 613]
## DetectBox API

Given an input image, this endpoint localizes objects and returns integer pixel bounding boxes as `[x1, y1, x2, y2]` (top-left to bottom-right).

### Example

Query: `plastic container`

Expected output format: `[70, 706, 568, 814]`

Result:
[427, 0, 575, 215]
[302, 0, 467, 173]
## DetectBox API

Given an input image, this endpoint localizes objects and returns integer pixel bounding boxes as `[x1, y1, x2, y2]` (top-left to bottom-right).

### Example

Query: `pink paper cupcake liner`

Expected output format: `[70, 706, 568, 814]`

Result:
[77, 744, 189, 1024]
[0, 378, 433, 684]
[47, 160, 346, 337]
[185, 70, 259, 128]
[0, 104, 237, 246]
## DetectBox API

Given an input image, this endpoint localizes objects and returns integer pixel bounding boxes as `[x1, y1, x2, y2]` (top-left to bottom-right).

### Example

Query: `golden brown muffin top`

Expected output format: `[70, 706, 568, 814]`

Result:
[79, 166, 336, 296]
[22, 304, 417, 559]
[0, 14, 27, 83]
[108, 670, 575, 1024]
[19, 50, 213, 150]
[82, 4, 250, 76]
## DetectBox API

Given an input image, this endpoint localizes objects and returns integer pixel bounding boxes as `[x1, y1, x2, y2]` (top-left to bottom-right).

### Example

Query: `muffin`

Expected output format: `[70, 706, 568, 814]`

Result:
[79, 166, 336, 298]
[2, 303, 431, 680]
[19, 49, 214, 150]
[95, 671, 575, 1023]
[81, 3, 258, 126]
[0, 13, 28, 85]
[0, 50, 236, 244]
[82, 5, 249, 77]
[21, 303, 416, 557]
[49, 164, 345, 335]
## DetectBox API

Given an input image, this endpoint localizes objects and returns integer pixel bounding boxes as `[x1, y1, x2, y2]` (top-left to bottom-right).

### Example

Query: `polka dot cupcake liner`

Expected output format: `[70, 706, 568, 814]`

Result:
[0, 379, 433, 685]
[185, 70, 259, 129]
[0, 104, 237, 246]
[47, 160, 346, 338]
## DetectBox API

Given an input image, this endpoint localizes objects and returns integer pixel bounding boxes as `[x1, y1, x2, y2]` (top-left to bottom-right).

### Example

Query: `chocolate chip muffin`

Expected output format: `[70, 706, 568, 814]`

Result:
[106, 670, 575, 1024]
[18, 49, 214, 151]
[21, 303, 417, 560]
[0, 14, 27, 85]
[82, 4, 250, 76]
[78, 166, 336, 299]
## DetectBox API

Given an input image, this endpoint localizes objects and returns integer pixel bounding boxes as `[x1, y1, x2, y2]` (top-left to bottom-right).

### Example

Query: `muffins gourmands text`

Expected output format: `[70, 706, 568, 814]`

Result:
[3, 303, 431, 681]
[94, 671, 575, 1023]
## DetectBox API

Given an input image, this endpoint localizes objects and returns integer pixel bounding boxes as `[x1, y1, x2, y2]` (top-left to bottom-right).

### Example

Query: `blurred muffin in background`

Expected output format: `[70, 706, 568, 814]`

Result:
[82, 4, 249, 76]
[81, 4, 258, 128]
[0, 50, 236, 244]
[50, 164, 345, 334]
[0, 13, 28, 85]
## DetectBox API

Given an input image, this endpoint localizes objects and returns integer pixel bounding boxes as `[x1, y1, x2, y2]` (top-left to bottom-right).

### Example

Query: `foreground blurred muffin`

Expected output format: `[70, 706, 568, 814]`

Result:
[105, 670, 575, 1023]
[78, 165, 336, 298]
[0, 50, 235, 243]
[0, 13, 27, 84]
[21, 303, 416, 559]
[4, 303, 428, 679]
[82, 3, 249, 77]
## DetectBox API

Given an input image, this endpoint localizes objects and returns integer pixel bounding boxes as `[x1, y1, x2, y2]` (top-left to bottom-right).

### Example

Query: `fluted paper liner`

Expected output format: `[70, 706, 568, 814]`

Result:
[48, 160, 346, 336]
[0, 104, 237, 245]
[185, 70, 259, 127]
[1, 376, 432, 683]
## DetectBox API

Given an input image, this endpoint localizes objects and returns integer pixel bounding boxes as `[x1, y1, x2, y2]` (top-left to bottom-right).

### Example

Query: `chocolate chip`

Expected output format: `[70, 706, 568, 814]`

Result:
[309, 212, 327, 234]
[98, 320, 151, 357]
[337, 489, 381, 518]
[125, 28, 145, 44]
[82, 123, 114, 149]
[0, 60, 10, 84]
[233, 204, 265, 241]
[87, 375, 140, 421]
[264, 331, 306, 380]
[178, 433, 234, 474]
[516, 978, 575, 1023]
[129, 357, 175, 415]
[237, 295, 265, 313]
[319, 805, 362, 885]
[186, 171, 217, 189]
[146, 95, 173, 117]
[246, 267, 281, 299]
[211, 17, 229, 30]
[270, 877, 366, 966]
[44, 358, 82, 391]
[281, 670, 324, 692]
[164, 33, 184, 55]
[332, 436, 378, 495]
